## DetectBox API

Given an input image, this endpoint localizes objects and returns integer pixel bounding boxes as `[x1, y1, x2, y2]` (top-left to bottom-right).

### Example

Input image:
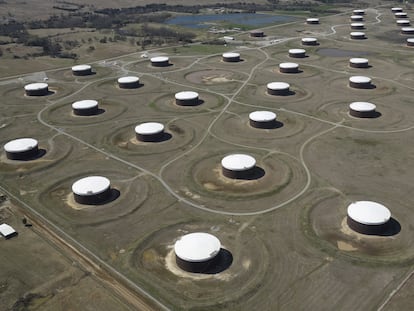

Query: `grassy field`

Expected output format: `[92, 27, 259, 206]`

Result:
[1, 2, 414, 310]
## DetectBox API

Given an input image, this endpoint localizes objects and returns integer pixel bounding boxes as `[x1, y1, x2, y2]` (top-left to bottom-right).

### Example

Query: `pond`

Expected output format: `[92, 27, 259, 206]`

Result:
[166, 13, 297, 29]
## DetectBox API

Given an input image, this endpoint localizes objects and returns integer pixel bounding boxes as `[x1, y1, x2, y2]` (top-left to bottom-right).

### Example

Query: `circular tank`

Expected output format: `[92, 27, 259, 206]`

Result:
[24, 83, 49, 96]
[401, 27, 414, 35]
[174, 232, 221, 273]
[72, 100, 99, 116]
[306, 18, 319, 24]
[175, 91, 199, 106]
[221, 154, 257, 179]
[301, 37, 318, 45]
[347, 201, 391, 235]
[151, 56, 170, 67]
[249, 111, 277, 129]
[117, 76, 140, 89]
[267, 82, 290, 95]
[72, 64, 92, 76]
[222, 52, 240, 62]
[72, 176, 112, 204]
[349, 101, 377, 118]
[288, 48, 306, 58]
[4, 138, 39, 160]
[349, 76, 372, 88]
[349, 58, 369, 68]
[135, 122, 165, 142]
[350, 31, 366, 39]
[279, 62, 299, 73]
[350, 22, 365, 29]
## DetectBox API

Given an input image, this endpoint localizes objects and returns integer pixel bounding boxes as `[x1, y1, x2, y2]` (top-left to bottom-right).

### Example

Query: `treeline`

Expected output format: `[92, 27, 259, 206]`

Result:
[27, 12, 172, 30]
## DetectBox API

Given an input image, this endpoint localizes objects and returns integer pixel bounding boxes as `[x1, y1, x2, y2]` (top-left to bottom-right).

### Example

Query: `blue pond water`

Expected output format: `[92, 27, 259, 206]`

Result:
[166, 13, 296, 29]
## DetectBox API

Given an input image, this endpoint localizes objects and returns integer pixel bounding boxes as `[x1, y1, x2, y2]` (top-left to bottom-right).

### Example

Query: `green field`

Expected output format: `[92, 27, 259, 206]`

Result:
[1, 2, 414, 310]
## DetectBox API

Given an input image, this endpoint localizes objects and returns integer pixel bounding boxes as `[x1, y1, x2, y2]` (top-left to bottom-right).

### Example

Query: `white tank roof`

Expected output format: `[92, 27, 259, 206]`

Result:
[353, 9, 365, 14]
[221, 153, 256, 171]
[279, 62, 299, 69]
[72, 64, 91, 71]
[402, 27, 414, 32]
[397, 19, 410, 24]
[72, 176, 110, 196]
[395, 12, 408, 17]
[0, 223, 16, 237]
[24, 83, 48, 91]
[351, 15, 363, 19]
[175, 91, 199, 100]
[306, 18, 319, 22]
[222, 52, 240, 58]
[151, 56, 169, 62]
[72, 99, 98, 110]
[289, 48, 306, 54]
[349, 101, 376, 112]
[302, 37, 317, 42]
[407, 38, 414, 43]
[174, 232, 221, 262]
[118, 76, 139, 83]
[249, 111, 276, 122]
[392, 7, 403, 11]
[351, 22, 365, 27]
[135, 122, 164, 135]
[350, 57, 368, 64]
[4, 138, 38, 153]
[349, 76, 371, 83]
[350, 31, 365, 36]
[347, 201, 391, 225]
[267, 82, 290, 90]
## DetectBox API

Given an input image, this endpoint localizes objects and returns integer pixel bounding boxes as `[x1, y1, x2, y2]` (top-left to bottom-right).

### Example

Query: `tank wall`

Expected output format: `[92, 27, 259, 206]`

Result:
[222, 166, 256, 179]
[6, 147, 40, 160]
[136, 132, 164, 142]
[74, 188, 112, 204]
[175, 98, 199, 106]
[118, 81, 140, 89]
[73, 106, 99, 116]
[72, 68, 92, 76]
[347, 217, 390, 235]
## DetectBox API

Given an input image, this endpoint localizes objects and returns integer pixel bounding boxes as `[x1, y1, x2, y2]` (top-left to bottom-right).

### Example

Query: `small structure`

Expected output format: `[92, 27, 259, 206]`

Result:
[267, 82, 290, 95]
[391, 7, 403, 13]
[349, 58, 369, 68]
[396, 19, 410, 26]
[222, 52, 240, 62]
[250, 30, 264, 37]
[288, 48, 306, 58]
[24, 83, 49, 96]
[249, 111, 277, 129]
[306, 18, 319, 24]
[350, 31, 366, 39]
[401, 27, 414, 35]
[351, 23, 365, 30]
[221, 153, 256, 179]
[349, 76, 372, 89]
[150, 56, 170, 67]
[175, 91, 199, 106]
[347, 201, 391, 235]
[72, 100, 99, 116]
[395, 12, 408, 19]
[134, 122, 165, 142]
[0, 224, 17, 239]
[4, 138, 39, 160]
[174, 232, 221, 273]
[72, 176, 112, 204]
[301, 37, 318, 46]
[118, 76, 140, 89]
[350, 15, 364, 22]
[353, 9, 365, 15]
[407, 38, 414, 46]
[279, 62, 299, 73]
[72, 64, 92, 76]
[349, 102, 377, 118]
